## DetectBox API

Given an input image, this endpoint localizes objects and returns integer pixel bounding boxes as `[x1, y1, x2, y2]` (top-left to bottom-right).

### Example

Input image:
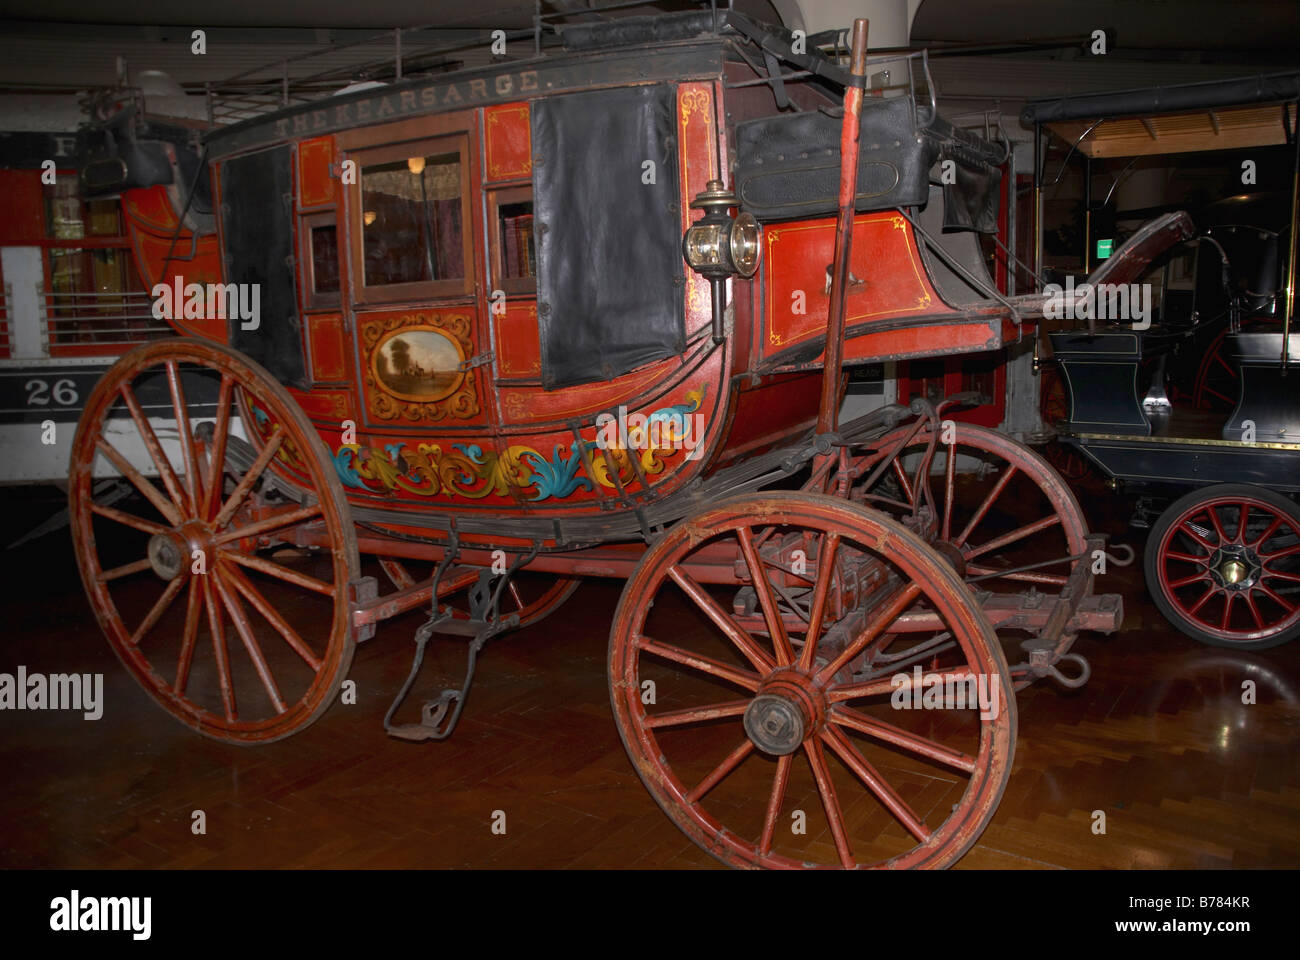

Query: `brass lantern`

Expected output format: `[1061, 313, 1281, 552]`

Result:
[682, 179, 761, 341]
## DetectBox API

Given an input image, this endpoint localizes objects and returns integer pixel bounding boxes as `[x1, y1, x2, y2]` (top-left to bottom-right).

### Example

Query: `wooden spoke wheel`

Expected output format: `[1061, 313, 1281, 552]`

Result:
[610, 493, 1015, 869]
[853, 421, 1090, 591]
[1192, 327, 1239, 412]
[1145, 484, 1300, 650]
[1038, 363, 1091, 480]
[69, 339, 360, 744]
[376, 557, 580, 629]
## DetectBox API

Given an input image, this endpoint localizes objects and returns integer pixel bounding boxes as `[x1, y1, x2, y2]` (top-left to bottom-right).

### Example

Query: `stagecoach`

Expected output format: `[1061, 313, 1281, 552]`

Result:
[1025, 71, 1300, 650]
[70, 10, 1142, 868]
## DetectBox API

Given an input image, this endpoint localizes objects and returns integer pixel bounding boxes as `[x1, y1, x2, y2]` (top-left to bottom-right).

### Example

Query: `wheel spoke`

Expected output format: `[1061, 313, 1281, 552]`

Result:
[1233, 503, 1250, 543]
[638, 636, 762, 692]
[94, 438, 182, 526]
[165, 360, 201, 515]
[797, 532, 841, 672]
[119, 383, 189, 518]
[817, 582, 923, 683]
[90, 502, 170, 537]
[954, 464, 1017, 548]
[1257, 583, 1296, 613]
[1242, 591, 1265, 629]
[212, 567, 286, 714]
[212, 424, 284, 530]
[736, 526, 795, 667]
[758, 753, 792, 857]
[201, 374, 235, 520]
[130, 575, 186, 645]
[803, 736, 854, 868]
[964, 514, 1061, 561]
[831, 704, 977, 773]
[642, 700, 750, 729]
[1251, 515, 1284, 549]
[1206, 504, 1229, 544]
[964, 563, 1069, 586]
[212, 504, 323, 546]
[667, 566, 775, 675]
[1168, 571, 1209, 589]
[222, 561, 322, 671]
[1177, 521, 1217, 551]
[829, 668, 978, 704]
[1204, 385, 1234, 405]
[941, 443, 956, 543]
[201, 572, 237, 722]
[1164, 550, 1209, 565]
[175, 578, 202, 695]
[218, 548, 336, 596]
[507, 581, 524, 611]
[1262, 542, 1300, 561]
[1262, 568, 1300, 583]
[686, 739, 754, 803]
[1186, 584, 1217, 616]
[98, 557, 153, 582]
[1219, 592, 1236, 631]
[823, 725, 931, 843]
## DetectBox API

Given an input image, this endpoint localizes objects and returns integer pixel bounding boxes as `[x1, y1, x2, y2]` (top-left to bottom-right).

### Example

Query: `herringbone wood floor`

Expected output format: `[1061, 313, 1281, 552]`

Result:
[2, 482, 1298, 869]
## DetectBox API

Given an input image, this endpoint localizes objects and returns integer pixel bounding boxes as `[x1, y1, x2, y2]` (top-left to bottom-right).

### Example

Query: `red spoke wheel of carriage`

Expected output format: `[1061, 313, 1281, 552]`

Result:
[609, 493, 1015, 869]
[1192, 326, 1239, 412]
[855, 422, 1090, 589]
[1145, 484, 1300, 650]
[69, 339, 360, 743]
[376, 557, 580, 628]
[852, 422, 1091, 689]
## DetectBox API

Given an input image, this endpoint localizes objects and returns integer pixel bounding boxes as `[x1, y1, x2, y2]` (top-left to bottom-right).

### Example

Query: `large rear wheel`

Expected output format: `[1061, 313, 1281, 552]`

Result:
[69, 339, 360, 743]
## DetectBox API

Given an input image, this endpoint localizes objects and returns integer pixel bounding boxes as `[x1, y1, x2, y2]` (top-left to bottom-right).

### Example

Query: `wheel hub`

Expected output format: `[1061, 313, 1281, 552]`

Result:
[147, 521, 214, 581]
[931, 540, 968, 577]
[147, 533, 186, 580]
[1208, 545, 1261, 591]
[743, 669, 825, 756]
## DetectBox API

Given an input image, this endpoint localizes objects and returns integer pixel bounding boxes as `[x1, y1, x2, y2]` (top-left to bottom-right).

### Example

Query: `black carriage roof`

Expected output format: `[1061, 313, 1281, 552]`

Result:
[201, 10, 839, 160]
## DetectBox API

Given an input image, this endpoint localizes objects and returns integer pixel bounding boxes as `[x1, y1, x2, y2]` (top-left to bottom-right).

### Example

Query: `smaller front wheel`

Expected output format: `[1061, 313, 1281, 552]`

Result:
[1145, 483, 1300, 649]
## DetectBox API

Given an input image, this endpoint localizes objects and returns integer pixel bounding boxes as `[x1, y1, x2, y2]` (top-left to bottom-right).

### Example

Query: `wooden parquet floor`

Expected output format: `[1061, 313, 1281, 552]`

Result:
[2, 482, 1298, 869]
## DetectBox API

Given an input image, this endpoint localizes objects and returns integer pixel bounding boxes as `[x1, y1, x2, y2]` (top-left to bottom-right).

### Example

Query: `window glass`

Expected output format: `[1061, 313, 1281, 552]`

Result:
[311, 223, 340, 293]
[497, 199, 535, 281]
[361, 152, 463, 287]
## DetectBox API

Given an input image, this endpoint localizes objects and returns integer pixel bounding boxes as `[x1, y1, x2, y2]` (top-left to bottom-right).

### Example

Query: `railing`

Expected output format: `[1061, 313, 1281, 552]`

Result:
[41, 290, 172, 357]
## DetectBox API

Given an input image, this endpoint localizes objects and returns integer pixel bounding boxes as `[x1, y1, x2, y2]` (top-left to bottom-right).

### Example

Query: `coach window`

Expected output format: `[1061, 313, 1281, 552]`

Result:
[489, 187, 536, 295]
[349, 135, 472, 303]
[300, 212, 340, 308]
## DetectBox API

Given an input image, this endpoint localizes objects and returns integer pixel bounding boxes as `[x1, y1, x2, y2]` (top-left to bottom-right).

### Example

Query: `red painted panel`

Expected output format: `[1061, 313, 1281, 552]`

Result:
[122, 185, 224, 341]
[494, 300, 540, 378]
[0, 170, 48, 244]
[498, 354, 681, 425]
[484, 103, 531, 182]
[713, 371, 822, 465]
[306, 313, 349, 381]
[763, 213, 946, 357]
[842, 320, 1000, 365]
[896, 351, 1007, 427]
[290, 387, 354, 425]
[678, 82, 719, 341]
[298, 137, 336, 207]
